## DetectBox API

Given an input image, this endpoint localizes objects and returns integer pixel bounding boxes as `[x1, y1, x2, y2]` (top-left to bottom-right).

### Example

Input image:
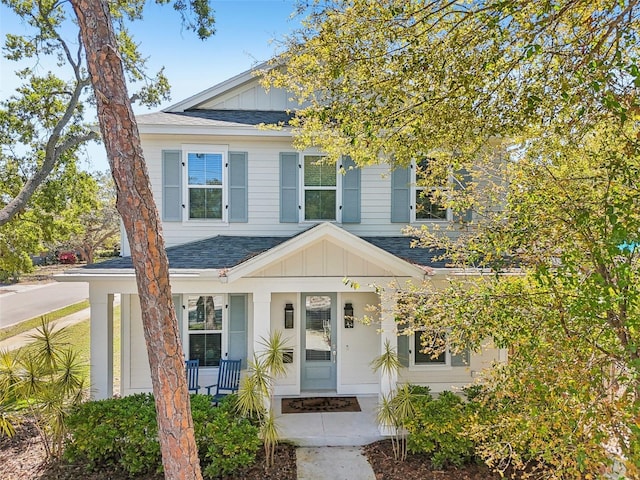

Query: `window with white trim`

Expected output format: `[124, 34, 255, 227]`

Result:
[187, 295, 225, 367]
[185, 147, 227, 221]
[413, 158, 449, 221]
[303, 154, 339, 221]
[411, 330, 470, 368]
[413, 331, 446, 366]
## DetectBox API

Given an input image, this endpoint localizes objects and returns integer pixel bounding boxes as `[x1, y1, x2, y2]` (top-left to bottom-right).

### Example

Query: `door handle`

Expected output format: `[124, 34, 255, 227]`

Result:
[332, 350, 336, 364]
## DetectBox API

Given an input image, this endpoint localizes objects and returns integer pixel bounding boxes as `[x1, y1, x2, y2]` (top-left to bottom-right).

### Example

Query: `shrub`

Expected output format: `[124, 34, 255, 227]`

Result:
[199, 396, 261, 478]
[406, 390, 476, 468]
[65, 393, 260, 478]
[58, 251, 77, 264]
[64, 393, 160, 475]
[466, 372, 615, 478]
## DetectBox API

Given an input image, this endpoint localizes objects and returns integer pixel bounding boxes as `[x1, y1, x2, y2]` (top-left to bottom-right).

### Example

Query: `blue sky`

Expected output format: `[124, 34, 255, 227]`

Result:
[1, 0, 300, 172]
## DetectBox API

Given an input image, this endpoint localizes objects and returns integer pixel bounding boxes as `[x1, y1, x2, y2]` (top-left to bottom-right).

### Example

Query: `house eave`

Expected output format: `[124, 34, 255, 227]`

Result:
[164, 62, 270, 112]
[137, 124, 292, 137]
[54, 269, 225, 283]
[430, 267, 523, 276]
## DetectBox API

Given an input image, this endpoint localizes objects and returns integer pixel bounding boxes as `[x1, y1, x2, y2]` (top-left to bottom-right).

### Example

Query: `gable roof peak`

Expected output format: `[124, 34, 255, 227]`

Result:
[163, 61, 271, 113]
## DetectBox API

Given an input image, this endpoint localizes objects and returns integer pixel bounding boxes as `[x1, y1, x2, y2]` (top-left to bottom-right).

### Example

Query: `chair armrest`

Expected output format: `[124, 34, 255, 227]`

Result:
[205, 383, 218, 395]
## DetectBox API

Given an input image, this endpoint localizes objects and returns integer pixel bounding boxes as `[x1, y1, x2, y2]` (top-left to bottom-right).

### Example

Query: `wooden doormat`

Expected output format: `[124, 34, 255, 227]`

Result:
[281, 396, 361, 414]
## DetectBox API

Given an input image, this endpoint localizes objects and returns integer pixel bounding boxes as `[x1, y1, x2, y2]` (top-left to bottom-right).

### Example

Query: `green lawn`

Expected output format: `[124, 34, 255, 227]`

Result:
[8, 304, 122, 393]
[0, 300, 90, 341]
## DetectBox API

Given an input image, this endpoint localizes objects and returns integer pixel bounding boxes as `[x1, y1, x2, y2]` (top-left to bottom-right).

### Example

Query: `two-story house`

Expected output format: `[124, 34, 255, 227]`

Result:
[58, 65, 503, 402]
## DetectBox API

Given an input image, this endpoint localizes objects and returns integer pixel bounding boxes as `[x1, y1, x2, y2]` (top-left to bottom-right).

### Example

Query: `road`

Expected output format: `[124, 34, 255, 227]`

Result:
[0, 281, 89, 328]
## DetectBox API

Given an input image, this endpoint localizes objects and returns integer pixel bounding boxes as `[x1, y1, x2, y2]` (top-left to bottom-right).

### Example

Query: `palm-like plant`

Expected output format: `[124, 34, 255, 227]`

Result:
[0, 318, 87, 458]
[235, 330, 290, 468]
[0, 350, 20, 437]
[371, 339, 418, 461]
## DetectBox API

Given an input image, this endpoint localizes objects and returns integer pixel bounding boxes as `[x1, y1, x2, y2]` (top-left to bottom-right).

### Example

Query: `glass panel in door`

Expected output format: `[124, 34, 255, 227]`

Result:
[301, 294, 336, 390]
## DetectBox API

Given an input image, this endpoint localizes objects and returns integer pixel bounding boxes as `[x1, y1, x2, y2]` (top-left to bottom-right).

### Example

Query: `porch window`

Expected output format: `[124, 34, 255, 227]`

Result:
[187, 295, 223, 367]
[411, 331, 470, 368]
[187, 151, 224, 220]
[413, 331, 446, 365]
[303, 155, 337, 221]
[414, 158, 448, 221]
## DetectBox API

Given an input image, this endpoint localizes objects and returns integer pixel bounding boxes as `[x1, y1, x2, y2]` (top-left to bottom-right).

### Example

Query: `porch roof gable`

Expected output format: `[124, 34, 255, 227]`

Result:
[76, 224, 446, 279]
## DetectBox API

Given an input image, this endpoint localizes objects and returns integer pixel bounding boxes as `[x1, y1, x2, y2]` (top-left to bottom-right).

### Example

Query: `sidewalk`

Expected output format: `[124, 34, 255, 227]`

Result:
[0, 308, 91, 352]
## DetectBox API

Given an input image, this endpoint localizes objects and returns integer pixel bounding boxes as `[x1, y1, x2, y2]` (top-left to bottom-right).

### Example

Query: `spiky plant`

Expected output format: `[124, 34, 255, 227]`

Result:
[236, 331, 291, 468]
[370, 338, 402, 380]
[260, 410, 279, 468]
[376, 393, 402, 460]
[371, 338, 419, 461]
[236, 356, 270, 420]
[0, 318, 87, 458]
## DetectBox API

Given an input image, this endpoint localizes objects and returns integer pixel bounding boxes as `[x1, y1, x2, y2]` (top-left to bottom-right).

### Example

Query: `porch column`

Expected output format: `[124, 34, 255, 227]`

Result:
[252, 290, 272, 410]
[89, 285, 113, 399]
[252, 290, 272, 358]
[379, 293, 398, 436]
[379, 294, 398, 399]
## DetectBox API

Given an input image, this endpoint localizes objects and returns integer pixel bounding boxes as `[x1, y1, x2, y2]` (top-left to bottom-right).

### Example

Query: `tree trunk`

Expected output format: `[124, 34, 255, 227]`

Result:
[70, 1, 203, 479]
[81, 244, 93, 265]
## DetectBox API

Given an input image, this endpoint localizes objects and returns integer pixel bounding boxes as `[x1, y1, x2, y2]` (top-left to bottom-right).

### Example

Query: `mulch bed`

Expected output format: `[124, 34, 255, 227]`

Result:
[0, 420, 297, 480]
[363, 440, 503, 480]
[3, 421, 518, 480]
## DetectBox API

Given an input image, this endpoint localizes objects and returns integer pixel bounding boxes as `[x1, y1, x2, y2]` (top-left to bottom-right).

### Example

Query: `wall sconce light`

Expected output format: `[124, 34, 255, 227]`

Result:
[284, 303, 294, 329]
[344, 302, 354, 328]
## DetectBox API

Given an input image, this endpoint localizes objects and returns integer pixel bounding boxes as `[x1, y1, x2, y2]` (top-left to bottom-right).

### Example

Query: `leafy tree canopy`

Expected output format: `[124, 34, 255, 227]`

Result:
[268, 1, 640, 476]
[0, 0, 215, 227]
[0, 0, 215, 277]
[267, 0, 639, 165]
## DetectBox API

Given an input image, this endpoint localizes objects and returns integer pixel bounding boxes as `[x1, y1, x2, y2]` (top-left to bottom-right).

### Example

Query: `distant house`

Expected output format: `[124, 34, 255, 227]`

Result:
[57, 65, 503, 404]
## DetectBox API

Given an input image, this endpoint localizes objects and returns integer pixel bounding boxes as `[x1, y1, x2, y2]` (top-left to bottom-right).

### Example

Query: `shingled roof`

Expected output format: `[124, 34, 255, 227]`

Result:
[84, 235, 447, 270]
[136, 109, 292, 128]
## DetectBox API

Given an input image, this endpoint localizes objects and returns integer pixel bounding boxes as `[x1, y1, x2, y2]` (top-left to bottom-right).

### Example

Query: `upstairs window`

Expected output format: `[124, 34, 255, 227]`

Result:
[303, 155, 337, 221]
[414, 158, 448, 221]
[187, 152, 224, 220]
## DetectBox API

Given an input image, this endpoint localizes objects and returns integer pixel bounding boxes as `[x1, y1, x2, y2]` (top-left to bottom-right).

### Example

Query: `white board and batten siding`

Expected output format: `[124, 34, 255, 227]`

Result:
[398, 345, 501, 394]
[196, 82, 297, 112]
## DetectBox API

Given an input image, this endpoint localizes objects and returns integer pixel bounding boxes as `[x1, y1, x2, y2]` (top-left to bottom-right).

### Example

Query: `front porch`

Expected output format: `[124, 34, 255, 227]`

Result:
[275, 395, 383, 446]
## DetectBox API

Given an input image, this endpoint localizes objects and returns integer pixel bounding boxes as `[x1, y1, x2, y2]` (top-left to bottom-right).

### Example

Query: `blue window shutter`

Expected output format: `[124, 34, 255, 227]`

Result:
[228, 151, 248, 223]
[453, 168, 473, 223]
[162, 150, 182, 222]
[228, 295, 247, 368]
[451, 348, 470, 367]
[391, 166, 411, 223]
[397, 334, 410, 367]
[280, 152, 299, 223]
[172, 294, 183, 341]
[341, 156, 361, 223]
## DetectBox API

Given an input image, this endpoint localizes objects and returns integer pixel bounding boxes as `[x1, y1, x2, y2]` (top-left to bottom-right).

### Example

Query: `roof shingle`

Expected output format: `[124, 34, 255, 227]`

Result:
[84, 235, 447, 270]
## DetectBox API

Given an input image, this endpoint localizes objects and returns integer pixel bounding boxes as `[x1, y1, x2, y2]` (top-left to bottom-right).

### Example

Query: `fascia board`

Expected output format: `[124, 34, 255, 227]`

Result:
[54, 269, 217, 283]
[430, 268, 523, 277]
[164, 62, 270, 112]
[136, 124, 293, 137]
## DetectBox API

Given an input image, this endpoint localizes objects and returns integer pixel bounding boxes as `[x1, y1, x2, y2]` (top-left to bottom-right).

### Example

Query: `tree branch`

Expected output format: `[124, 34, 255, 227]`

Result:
[0, 76, 96, 226]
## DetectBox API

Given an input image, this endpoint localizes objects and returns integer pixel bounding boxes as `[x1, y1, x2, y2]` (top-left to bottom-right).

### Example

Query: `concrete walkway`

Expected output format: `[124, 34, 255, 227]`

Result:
[296, 446, 376, 480]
